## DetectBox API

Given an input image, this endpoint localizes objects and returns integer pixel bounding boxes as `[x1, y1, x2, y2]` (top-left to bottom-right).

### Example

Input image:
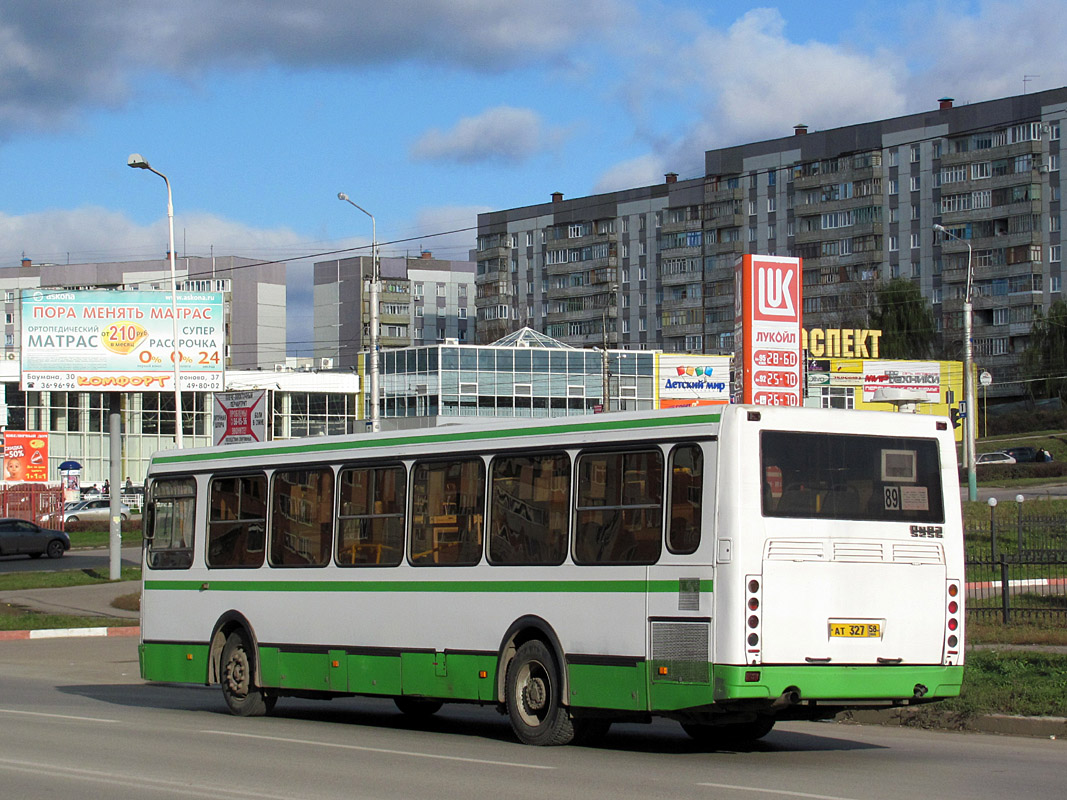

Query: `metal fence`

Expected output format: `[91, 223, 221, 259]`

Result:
[965, 513, 1067, 622]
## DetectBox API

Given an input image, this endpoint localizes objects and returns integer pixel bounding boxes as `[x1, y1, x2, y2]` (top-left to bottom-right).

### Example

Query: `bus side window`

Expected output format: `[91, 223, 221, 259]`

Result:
[336, 464, 406, 566]
[410, 458, 485, 566]
[667, 444, 702, 555]
[146, 477, 196, 570]
[487, 452, 570, 566]
[574, 449, 663, 565]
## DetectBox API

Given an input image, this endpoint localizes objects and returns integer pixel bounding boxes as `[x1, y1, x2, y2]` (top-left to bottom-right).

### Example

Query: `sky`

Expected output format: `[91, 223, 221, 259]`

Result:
[1, 1, 1066, 355]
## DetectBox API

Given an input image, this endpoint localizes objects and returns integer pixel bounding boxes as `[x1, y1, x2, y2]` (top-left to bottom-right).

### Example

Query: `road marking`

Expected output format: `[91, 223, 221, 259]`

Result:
[0, 708, 118, 723]
[0, 757, 305, 799]
[203, 729, 555, 770]
[698, 784, 862, 800]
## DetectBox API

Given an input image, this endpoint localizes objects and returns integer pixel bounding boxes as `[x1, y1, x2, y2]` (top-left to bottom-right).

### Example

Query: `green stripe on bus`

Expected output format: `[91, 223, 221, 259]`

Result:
[152, 412, 722, 465]
[143, 578, 712, 593]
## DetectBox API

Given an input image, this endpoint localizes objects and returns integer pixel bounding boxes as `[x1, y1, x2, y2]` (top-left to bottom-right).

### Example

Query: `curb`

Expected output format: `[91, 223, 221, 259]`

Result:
[0, 626, 139, 641]
[841, 707, 1066, 738]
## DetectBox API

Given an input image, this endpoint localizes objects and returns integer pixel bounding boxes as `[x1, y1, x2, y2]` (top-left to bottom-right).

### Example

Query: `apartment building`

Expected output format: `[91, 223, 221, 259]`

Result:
[312, 251, 476, 369]
[475, 87, 1067, 400]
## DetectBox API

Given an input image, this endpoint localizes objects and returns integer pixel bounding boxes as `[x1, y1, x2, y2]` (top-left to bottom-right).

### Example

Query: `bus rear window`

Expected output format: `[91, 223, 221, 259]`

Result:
[761, 431, 944, 523]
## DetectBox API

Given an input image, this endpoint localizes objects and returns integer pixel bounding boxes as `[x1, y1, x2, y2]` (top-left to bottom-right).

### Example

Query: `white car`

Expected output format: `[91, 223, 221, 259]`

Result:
[976, 451, 1016, 465]
[42, 499, 131, 523]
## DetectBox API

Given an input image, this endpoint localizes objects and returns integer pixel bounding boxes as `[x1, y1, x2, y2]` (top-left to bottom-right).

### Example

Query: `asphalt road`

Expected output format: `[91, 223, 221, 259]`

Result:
[0, 637, 1062, 800]
[0, 546, 142, 574]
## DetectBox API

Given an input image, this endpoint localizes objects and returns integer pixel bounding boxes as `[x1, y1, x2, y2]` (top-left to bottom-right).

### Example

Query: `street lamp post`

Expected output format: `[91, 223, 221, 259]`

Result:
[337, 193, 380, 432]
[934, 223, 976, 501]
[127, 154, 183, 450]
[601, 283, 618, 411]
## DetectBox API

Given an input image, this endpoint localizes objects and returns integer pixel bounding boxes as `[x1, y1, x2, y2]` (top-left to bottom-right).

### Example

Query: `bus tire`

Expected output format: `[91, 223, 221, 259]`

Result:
[681, 716, 775, 748]
[505, 640, 574, 746]
[394, 697, 443, 717]
[221, 630, 275, 717]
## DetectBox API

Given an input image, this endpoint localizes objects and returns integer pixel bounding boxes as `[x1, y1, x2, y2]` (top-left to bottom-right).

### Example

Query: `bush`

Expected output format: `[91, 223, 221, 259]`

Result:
[63, 518, 143, 535]
[968, 462, 1067, 481]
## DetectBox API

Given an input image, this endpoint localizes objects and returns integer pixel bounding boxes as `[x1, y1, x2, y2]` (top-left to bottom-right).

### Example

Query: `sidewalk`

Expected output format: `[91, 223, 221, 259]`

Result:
[0, 580, 140, 640]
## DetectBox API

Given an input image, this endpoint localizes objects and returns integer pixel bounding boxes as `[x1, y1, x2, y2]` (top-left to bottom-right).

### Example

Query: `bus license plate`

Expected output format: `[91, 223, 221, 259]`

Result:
[829, 622, 882, 638]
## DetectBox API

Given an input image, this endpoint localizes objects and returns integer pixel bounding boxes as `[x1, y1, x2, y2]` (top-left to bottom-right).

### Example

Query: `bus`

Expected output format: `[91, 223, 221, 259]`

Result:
[138, 404, 964, 746]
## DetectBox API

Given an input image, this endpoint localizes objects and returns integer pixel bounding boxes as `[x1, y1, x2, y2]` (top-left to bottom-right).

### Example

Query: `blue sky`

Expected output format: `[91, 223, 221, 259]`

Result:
[1, 1, 1064, 353]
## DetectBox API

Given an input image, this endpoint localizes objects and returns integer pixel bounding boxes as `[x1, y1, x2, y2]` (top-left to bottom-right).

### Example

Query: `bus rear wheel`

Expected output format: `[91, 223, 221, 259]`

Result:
[681, 716, 775, 748]
[505, 640, 574, 746]
[221, 630, 276, 717]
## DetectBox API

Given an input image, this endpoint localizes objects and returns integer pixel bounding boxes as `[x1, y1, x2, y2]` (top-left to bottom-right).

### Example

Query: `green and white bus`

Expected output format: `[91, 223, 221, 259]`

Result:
[138, 404, 964, 746]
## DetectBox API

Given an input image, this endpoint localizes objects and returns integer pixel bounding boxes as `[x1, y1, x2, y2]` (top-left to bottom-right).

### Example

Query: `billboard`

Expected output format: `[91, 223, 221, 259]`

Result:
[734, 255, 803, 406]
[3, 431, 49, 483]
[656, 354, 730, 408]
[20, 289, 224, 392]
[213, 390, 268, 446]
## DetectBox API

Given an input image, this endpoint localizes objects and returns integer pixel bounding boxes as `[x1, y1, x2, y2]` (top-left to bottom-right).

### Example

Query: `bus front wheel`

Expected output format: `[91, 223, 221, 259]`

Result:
[221, 630, 276, 717]
[505, 640, 574, 746]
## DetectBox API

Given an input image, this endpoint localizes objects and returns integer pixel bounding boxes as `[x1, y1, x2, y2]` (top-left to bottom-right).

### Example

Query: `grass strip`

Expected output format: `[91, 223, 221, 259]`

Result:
[0, 566, 141, 592]
[941, 650, 1067, 717]
[0, 606, 136, 631]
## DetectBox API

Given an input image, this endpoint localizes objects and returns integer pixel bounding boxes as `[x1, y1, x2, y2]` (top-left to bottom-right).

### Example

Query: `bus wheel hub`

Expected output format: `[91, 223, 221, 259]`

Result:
[524, 677, 547, 712]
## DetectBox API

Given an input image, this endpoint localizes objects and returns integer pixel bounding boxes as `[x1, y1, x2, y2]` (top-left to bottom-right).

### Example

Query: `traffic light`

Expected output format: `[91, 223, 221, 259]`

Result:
[949, 407, 961, 429]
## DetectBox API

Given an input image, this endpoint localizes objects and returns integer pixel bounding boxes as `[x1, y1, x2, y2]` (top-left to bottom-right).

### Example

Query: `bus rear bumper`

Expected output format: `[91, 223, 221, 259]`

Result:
[712, 663, 964, 704]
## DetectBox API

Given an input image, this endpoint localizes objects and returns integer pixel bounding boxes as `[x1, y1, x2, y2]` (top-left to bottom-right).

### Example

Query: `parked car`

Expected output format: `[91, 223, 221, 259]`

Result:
[976, 451, 1016, 465]
[0, 518, 70, 559]
[1003, 446, 1039, 463]
[54, 499, 131, 523]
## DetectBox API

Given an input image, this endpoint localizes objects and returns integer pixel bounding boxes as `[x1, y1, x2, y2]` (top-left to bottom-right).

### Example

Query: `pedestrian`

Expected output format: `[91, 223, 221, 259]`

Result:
[125, 476, 133, 492]
[103, 479, 110, 495]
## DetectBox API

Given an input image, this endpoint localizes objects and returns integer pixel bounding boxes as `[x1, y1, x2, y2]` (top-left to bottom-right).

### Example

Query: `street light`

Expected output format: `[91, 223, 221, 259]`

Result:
[337, 193, 380, 432]
[601, 283, 618, 411]
[128, 154, 183, 449]
[934, 223, 975, 501]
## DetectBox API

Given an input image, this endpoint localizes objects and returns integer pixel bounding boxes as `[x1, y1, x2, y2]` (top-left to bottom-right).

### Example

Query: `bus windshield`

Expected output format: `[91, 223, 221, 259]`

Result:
[760, 430, 945, 523]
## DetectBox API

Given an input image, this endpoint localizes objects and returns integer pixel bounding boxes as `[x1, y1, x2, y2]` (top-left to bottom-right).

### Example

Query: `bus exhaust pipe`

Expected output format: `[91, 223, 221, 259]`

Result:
[913, 684, 929, 698]
[771, 689, 800, 710]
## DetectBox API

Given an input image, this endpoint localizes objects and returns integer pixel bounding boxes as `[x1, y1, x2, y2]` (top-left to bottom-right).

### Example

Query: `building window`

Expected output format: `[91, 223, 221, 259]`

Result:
[414, 283, 424, 298]
[888, 179, 898, 195]
[910, 144, 921, 163]
[910, 176, 921, 192]
[1051, 215, 1061, 233]
[888, 149, 898, 167]
[1052, 245, 1062, 263]
[971, 161, 991, 180]
[767, 197, 776, 213]
[910, 232, 921, 249]
[748, 200, 756, 216]
[1049, 154, 1060, 172]
[889, 236, 899, 251]
[458, 308, 467, 319]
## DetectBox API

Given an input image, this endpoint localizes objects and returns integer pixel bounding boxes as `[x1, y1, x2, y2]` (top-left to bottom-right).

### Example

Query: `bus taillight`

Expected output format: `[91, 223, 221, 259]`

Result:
[746, 575, 763, 664]
[943, 580, 962, 665]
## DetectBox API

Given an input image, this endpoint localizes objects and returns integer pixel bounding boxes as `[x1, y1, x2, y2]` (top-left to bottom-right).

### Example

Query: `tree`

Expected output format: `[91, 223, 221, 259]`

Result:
[869, 278, 937, 359]
[1022, 300, 1067, 401]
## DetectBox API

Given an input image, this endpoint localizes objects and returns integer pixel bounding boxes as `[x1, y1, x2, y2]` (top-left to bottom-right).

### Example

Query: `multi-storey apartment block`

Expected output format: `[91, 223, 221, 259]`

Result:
[476, 88, 1067, 400]
[313, 251, 475, 369]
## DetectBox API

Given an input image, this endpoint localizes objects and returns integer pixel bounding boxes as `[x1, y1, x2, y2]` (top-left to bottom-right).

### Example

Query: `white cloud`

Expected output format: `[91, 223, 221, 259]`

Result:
[593, 153, 669, 194]
[900, 1, 1067, 105]
[0, 1, 623, 136]
[0, 207, 312, 268]
[411, 107, 566, 164]
[679, 9, 906, 148]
